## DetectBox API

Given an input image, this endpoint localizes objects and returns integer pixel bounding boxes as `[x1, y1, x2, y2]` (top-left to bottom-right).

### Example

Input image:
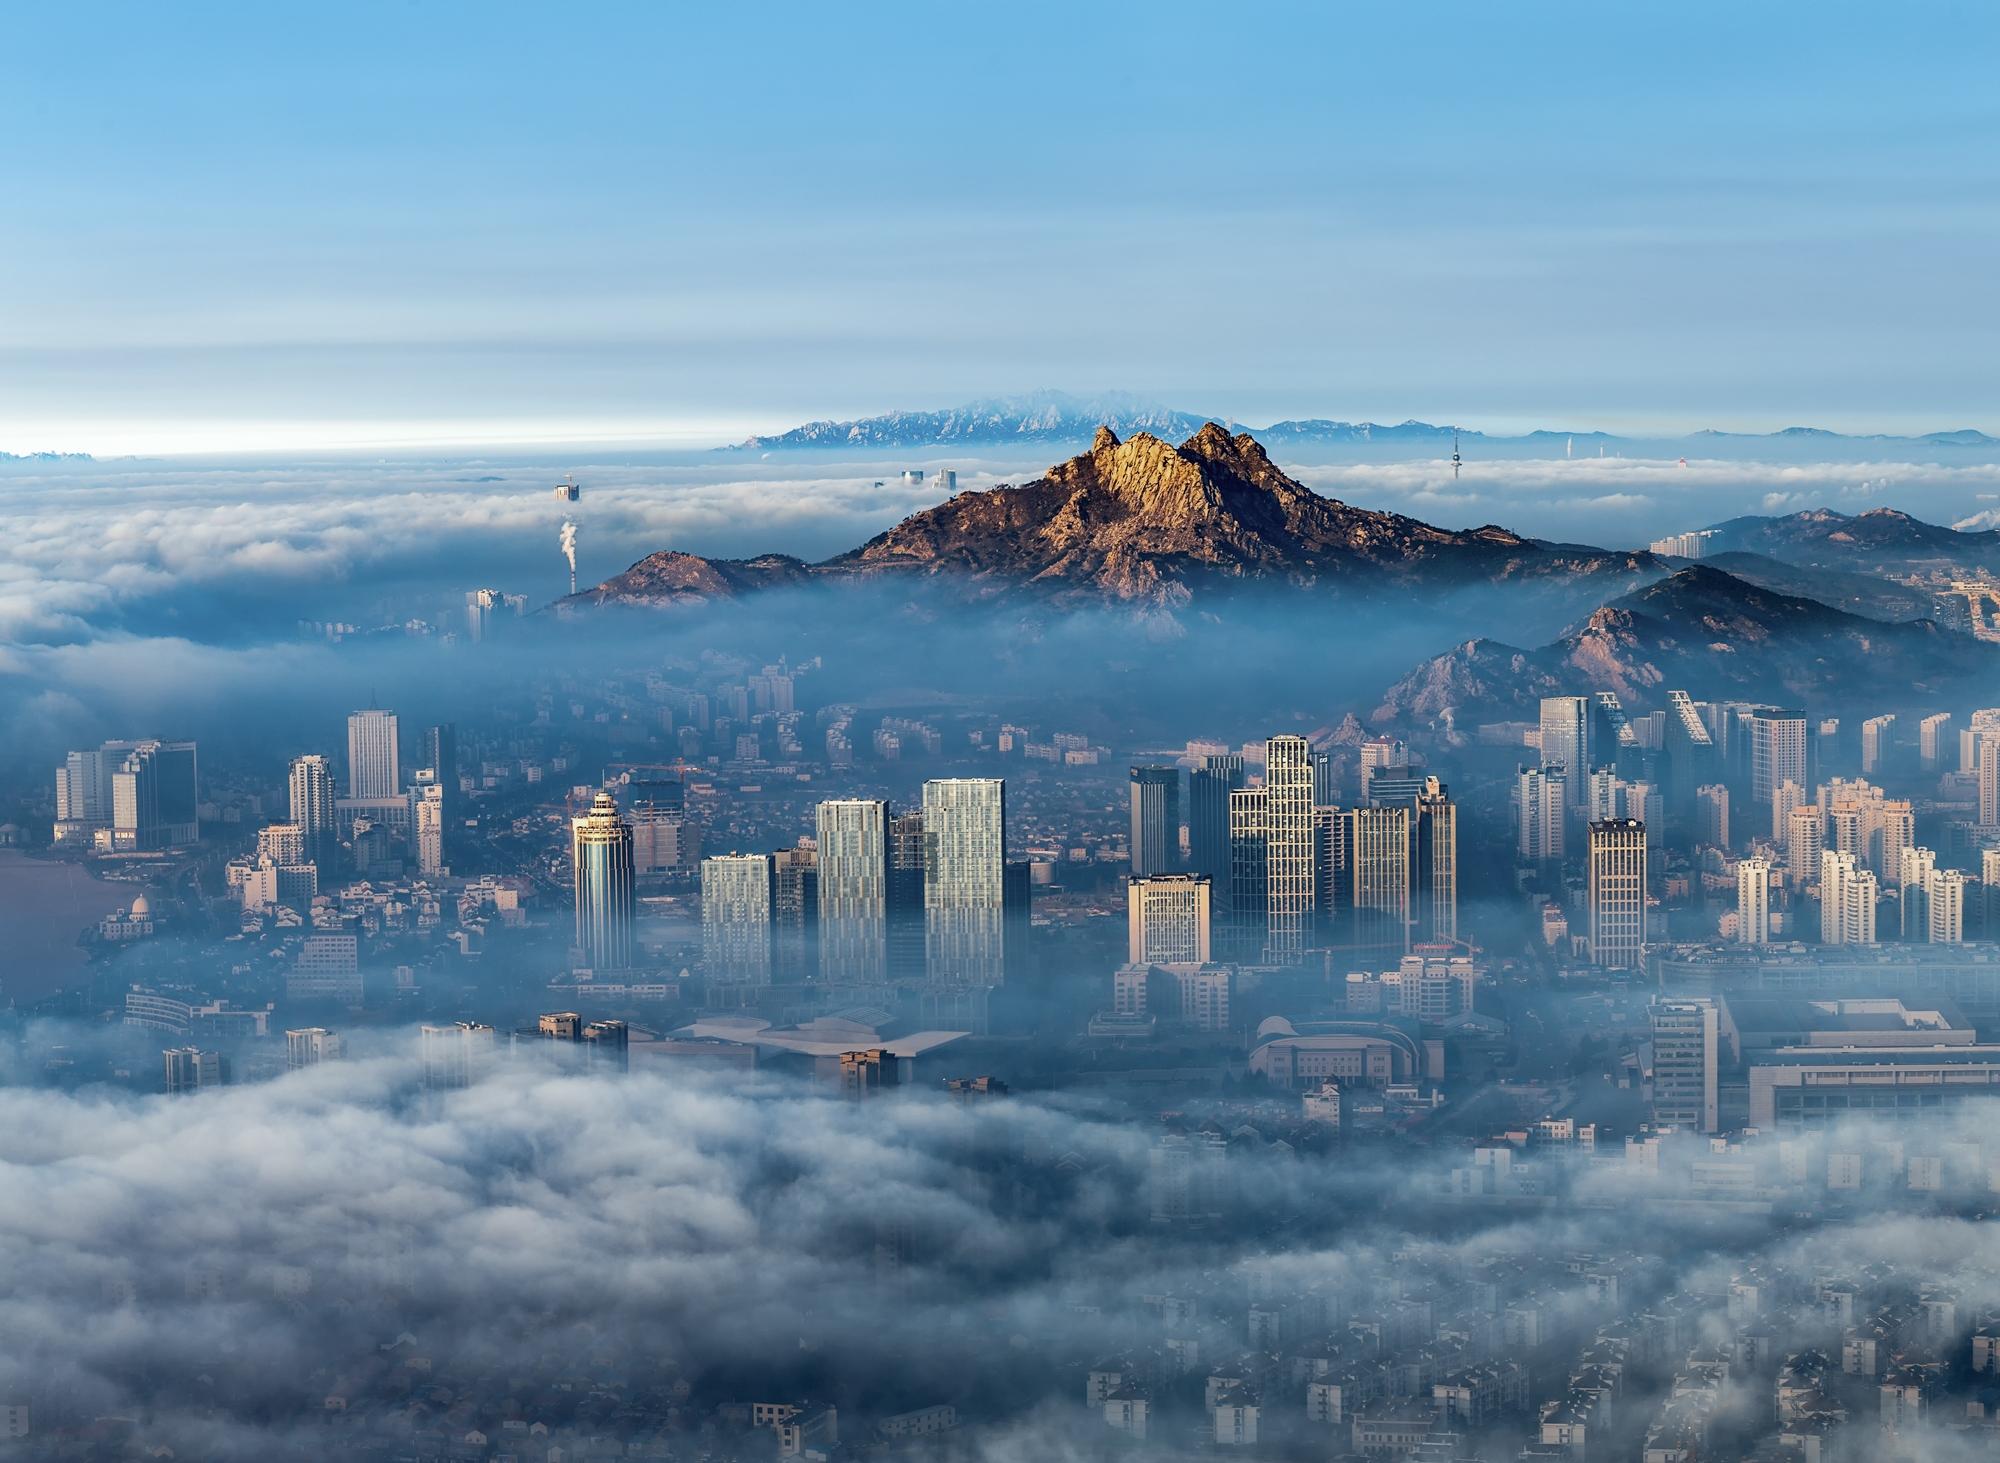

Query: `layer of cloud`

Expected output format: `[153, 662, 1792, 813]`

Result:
[4, 1030, 2000, 1459]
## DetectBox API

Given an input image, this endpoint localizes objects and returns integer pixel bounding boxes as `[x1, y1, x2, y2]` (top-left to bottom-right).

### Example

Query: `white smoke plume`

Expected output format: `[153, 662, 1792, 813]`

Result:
[559, 517, 578, 593]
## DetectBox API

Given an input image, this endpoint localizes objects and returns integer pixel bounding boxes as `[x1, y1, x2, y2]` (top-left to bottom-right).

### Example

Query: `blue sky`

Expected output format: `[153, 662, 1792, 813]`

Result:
[4, 1, 1998, 452]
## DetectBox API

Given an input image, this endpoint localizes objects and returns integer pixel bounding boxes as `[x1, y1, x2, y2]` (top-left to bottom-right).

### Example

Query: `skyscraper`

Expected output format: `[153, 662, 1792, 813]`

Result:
[1187, 753, 1245, 884]
[1900, 845, 1938, 939]
[1129, 767, 1181, 878]
[1737, 857, 1771, 945]
[1695, 784, 1730, 850]
[1515, 766, 1566, 864]
[922, 779, 1007, 987]
[1587, 819, 1647, 969]
[1744, 710, 1808, 835]
[420, 1022, 495, 1089]
[1349, 806, 1412, 958]
[346, 709, 400, 799]
[286, 1028, 343, 1070]
[887, 810, 927, 982]
[1648, 998, 1719, 1133]
[771, 845, 818, 982]
[1861, 714, 1897, 776]
[1820, 849, 1878, 946]
[1262, 736, 1316, 964]
[571, 791, 635, 970]
[1928, 869, 1968, 944]
[1787, 806, 1825, 886]
[1919, 712, 1954, 773]
[702, 853, 776, 983]
[411, 777, 445, 877]
[1539, 697, 1593, 809]
[1982, 734, 2000, 826]
[629, 780, 694, 876]
[1127, 874, 1212, 965]
[288, 753, 339, 864]
[817, 799, 890, 983]
[1413, 780, 1457, 945]
[56, 740, 194, 847]
[163, 1047, 228, 1094]
[1225, 788, 1267, 963]
[424, 723, 458, 793]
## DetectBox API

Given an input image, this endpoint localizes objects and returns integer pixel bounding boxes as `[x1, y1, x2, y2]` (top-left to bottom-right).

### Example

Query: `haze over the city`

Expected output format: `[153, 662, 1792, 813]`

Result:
[11, 6, 2000, 1463]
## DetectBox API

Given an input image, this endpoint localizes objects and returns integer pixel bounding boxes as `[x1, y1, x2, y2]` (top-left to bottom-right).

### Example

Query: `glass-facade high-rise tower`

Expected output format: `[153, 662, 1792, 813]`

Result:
[571, 791, 636, 971]
[1187, 753, 1245, 884]
[1128, 766, 1180, 878]
[923, 779, 1007, 987]
[1539, 696, 1592, 810]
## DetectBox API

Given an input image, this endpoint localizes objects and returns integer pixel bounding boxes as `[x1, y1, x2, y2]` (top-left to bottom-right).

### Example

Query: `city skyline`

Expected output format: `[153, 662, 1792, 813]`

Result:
[13, 7, 2000, 1459]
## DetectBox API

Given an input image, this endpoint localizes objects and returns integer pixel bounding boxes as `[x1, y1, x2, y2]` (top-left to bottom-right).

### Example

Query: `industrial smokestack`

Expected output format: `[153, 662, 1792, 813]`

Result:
[559, 520, 578, 595]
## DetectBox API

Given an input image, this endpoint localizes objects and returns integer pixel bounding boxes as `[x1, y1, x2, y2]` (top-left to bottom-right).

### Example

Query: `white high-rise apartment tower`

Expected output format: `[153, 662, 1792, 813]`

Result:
[1737, 857, 1771, 945]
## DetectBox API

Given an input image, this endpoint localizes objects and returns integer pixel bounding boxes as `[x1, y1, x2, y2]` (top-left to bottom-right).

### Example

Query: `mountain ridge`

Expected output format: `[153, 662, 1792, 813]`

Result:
[585, 424, 1656, 611]
[1373, 564, 1989, 731]
[724, 390, 2000, 453]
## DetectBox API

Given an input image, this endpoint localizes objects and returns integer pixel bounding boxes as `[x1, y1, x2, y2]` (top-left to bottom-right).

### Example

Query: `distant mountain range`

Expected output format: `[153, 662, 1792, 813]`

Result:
[726, 390, 1998, 453]
[1702, 506, 2000, 575]
[0, 450, 92, 463]
[587, 423, 1655, 609]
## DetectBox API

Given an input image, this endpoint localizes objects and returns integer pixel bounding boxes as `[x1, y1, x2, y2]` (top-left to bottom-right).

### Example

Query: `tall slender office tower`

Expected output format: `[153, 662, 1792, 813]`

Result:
[922, 779, 1007, 987]
[771, 846, 818, 982]
[1539, 697, 1593, 809]
[887, 810, 927, 982]
[346, 708, 400, 798]
[817, 799, 890, 982]
[1737, 857, 1772, 944]
[289, 753, 339, 864]
[1187, 753, 1245, 883]
[1262, 736, 1316, 964]
[1587, 819, 1648, 969]
[1129, 767, 1181, 878]
[1349, 805, 1412, 958]
[1414, 780, 1457, 945]
[1226, 788, 1268, 962]
[571, 791, 635, 970]
[424, 723, 458, 793]
[702, 853, 776, 983]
